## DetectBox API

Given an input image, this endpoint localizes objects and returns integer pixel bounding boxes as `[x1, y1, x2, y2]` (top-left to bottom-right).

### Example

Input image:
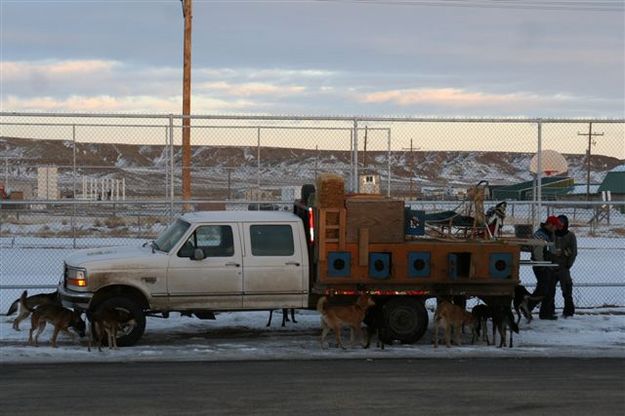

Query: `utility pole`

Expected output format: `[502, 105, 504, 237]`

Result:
[578, 122, 604, 201]
[181, 0, 193, 201]
[363, 126, 368, 168]
[401, 139, 421, 200]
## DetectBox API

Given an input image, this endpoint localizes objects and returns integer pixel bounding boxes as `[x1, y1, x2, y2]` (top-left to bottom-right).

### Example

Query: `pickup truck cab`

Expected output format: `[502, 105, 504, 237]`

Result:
[59, 211, 310, 346]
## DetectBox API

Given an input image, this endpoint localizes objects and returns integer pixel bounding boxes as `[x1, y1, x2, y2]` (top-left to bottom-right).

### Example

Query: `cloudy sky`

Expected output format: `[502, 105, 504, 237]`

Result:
[1, 0, 624, 117]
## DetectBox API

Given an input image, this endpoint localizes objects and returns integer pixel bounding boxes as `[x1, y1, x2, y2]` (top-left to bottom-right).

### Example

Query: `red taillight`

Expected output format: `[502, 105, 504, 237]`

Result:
[308, 207, 315, 244]
[323, 289, 429, 296]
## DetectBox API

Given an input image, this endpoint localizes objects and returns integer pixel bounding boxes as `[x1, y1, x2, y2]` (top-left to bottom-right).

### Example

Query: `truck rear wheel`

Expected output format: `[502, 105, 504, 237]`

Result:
[92, 297, 146, 347]
[383, 298, 428, 344]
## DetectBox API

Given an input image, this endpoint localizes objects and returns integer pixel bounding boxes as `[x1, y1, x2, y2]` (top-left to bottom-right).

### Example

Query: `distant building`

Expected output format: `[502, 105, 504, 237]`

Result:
[598, 165, 625, 212]
[37, 167, 59, 200]
[359, 173, 380, 194]
[562, 183, 601, 201]
[491, 176, 574, 201]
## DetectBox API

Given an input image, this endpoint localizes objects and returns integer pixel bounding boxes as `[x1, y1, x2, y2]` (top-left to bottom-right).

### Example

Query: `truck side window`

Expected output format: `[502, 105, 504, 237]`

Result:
[178, 225, 234, 258]
[250, 225, 294, 256]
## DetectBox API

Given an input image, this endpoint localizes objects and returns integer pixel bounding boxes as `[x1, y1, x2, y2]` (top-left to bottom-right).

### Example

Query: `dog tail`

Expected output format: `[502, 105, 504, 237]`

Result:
[19, 290, 34, 313]
[6, 297, 20, 316]
[316, 296, 327, 313]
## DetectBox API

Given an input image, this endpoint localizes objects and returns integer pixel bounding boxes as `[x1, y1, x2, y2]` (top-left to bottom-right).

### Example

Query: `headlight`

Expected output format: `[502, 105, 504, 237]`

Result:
[67, 268, 87, 288]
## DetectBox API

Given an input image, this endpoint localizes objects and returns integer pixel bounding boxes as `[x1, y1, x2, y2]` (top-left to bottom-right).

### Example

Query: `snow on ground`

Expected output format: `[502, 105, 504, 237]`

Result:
[2, 236, 623, 311]
[2, 308, 624, 364]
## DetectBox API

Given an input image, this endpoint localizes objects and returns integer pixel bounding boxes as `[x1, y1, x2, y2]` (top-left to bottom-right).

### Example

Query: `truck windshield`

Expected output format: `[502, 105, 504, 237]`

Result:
[153, 219, 191, 253]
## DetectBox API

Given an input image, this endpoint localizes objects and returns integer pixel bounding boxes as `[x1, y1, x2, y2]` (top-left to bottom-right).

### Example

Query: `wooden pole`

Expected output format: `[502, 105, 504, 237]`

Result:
[578, 122, 604, 201]
[182, 0, 193, 201]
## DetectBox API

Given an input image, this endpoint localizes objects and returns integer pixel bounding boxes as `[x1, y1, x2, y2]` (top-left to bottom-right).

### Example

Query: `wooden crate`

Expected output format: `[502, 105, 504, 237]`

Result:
[346, 199, 404, 243]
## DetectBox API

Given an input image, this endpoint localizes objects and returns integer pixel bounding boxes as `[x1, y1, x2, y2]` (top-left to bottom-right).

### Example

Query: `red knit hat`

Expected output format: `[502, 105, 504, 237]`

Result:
[546, 215, 563, 228]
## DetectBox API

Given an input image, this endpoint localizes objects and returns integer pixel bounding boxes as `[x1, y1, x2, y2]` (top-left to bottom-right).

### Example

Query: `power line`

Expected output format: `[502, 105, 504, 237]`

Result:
[310, 0, 625, 12]
[175, 0, 625, 12]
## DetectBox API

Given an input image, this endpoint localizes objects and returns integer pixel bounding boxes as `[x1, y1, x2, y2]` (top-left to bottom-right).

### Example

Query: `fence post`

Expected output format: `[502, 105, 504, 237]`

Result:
[535, 119, 543, 228]
[257, 127, 261, 190]
[349, 129, 354, 192]
[353, 118, 359, 193]
[169, 114, 174, 220]
[387, 128, 391, 197]
[72, 124, 77, 249]
[165, 126, 169, 201]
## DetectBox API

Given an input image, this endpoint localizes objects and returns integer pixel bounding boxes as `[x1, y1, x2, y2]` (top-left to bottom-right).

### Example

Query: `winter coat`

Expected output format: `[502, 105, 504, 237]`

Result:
[554, 230, 577, 269]
[531, 224, 554, 262]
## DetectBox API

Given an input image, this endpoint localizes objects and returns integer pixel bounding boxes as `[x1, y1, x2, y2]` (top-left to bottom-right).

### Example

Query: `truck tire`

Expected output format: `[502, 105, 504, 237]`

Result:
[93, 296, 146, 347]
[383, 298, 428, 344]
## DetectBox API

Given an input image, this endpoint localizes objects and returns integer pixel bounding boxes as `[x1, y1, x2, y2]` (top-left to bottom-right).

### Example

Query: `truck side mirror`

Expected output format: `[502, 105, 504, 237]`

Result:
[191, 248, 205, 261]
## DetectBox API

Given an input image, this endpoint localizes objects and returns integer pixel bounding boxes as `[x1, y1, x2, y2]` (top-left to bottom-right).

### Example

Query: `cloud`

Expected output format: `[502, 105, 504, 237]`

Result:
[1, 59, 118, 81]
[2, 94, 255, 113]
[359, 87, 573, 107]
[198, 81, 306, 97]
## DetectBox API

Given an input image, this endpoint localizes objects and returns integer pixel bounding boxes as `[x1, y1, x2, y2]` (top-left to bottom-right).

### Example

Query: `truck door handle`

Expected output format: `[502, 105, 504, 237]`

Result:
[225, 262, 240, 267]
[285, 262, 300, 267]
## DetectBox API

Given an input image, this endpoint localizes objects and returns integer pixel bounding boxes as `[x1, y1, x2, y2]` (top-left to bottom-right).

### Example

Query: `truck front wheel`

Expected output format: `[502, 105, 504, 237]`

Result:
[92, 296, 146, 347]
[383, 298, 428, 344]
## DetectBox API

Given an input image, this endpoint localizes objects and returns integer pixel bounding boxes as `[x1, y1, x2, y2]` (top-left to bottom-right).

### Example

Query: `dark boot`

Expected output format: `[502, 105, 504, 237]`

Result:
[560, 268, 575, 317]
[539, 270, 558, 319]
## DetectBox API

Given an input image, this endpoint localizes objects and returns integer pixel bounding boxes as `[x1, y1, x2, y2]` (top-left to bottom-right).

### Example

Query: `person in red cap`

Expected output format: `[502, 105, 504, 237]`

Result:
[527, 215, 562, 320]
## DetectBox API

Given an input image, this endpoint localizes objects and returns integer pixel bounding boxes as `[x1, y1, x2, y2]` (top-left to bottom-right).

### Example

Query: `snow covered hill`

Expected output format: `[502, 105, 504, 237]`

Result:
[1, 136, 621, 197]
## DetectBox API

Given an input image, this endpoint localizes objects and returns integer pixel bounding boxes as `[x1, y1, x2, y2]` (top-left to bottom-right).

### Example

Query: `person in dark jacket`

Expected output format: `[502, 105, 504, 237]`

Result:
[528, 215, 562, 320]
[554, 215, 577, 317]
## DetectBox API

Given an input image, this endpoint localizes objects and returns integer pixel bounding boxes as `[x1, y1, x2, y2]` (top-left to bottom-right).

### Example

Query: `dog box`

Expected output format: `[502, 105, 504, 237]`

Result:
[346, 199, 404, 243]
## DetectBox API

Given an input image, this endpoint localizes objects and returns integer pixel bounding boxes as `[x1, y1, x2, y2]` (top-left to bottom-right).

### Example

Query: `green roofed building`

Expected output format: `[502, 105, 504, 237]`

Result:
[598, 165, 625, 212]
[598, 165, 625, 196]
[491, 176, 574, 201]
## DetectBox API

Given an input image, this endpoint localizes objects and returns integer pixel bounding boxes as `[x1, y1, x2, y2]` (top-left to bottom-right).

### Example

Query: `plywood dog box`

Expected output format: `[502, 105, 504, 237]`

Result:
[346, 198, 404, 243]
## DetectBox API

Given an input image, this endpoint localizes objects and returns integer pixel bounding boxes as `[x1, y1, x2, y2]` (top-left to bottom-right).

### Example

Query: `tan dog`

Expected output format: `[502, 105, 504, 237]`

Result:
[22, 292, 86, 348]
[7, 290, 60, 331]
[88, 307, 136, 351]
[433, 300, 474, 348]
[317, 294, 375, 349]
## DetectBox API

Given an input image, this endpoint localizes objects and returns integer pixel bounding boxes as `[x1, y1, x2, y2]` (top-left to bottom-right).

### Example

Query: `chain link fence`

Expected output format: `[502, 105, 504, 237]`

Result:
[1, 113, 624, 309]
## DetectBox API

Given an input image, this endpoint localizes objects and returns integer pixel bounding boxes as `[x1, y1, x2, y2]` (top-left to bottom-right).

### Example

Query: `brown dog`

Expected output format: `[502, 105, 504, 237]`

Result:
[87, 307, 136, 351]
[433, 300, 474, 348]
[317, 294, 375, 349]
[23, 292, 86, 348]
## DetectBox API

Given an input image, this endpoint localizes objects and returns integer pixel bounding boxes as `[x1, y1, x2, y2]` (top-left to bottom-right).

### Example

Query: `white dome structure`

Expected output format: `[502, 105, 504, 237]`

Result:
[529, 150, 568, 176]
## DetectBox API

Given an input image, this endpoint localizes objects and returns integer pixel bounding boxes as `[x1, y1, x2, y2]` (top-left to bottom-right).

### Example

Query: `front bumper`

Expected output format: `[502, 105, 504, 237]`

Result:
[58, 282, 93, 310]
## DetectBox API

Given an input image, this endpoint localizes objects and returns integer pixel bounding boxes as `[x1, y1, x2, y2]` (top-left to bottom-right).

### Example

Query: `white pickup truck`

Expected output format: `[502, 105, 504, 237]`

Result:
[59, 211, 311, 346]
[60, 199, 522, 346]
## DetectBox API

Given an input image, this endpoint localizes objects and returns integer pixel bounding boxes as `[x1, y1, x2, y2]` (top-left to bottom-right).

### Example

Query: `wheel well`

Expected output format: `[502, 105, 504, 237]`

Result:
[90, 285, 149, 311]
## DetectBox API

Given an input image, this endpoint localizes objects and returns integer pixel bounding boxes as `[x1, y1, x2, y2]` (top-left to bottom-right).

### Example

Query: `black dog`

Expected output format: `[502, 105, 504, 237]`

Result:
[266, 308, 297, 327]
[491, 304, 520, 348]
[514, 285, 543, 325]
[363, 305, 388, 350]
[471, 304, 492, 345]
